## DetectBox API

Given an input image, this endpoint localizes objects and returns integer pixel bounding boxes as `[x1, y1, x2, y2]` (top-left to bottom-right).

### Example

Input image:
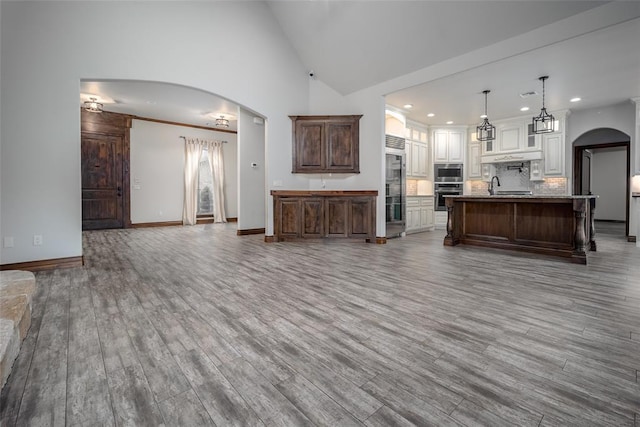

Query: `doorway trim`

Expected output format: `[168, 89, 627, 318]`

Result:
[573, 141, 630, 236]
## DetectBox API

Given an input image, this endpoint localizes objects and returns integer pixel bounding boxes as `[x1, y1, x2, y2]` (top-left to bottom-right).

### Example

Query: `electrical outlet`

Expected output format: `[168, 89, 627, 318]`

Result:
[3, 237, 14, 248]
[33, 235, 43, 246]
[273, 180, 283, 187]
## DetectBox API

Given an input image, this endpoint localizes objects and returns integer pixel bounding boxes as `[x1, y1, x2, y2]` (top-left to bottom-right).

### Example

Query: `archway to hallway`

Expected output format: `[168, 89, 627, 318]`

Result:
[572, 128, 630, 238]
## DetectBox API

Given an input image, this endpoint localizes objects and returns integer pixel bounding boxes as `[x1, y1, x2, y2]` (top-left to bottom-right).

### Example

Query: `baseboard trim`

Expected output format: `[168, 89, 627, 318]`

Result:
[264, 235, 275, 243]
[628, 235, 637, 243]
[132, 218, 238, 227]
[237, 228, 265, 236]
[132, 221, 182, 228]
[1, 256, 84, 272]
[375, 237, 387, 244]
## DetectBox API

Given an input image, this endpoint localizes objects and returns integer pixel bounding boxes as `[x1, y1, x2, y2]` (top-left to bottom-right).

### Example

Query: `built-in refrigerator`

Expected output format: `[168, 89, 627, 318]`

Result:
[385, 148, 406, 238]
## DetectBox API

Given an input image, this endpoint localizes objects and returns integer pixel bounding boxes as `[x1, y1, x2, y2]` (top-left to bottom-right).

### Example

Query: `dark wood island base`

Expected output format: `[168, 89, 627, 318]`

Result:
[444, 195, 597, 264]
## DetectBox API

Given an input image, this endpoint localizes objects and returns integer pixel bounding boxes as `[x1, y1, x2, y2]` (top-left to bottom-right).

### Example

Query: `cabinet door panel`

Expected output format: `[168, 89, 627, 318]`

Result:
[498, 126, 521, 152]
[447, 131, 464, 162]
[411, 142, 421, 177]
[468, 141, 481, 179]
[417, 143, 428, 176]
[301, 199, 324, 238]
[327, 123, 355, 169]
[279, 200, 301, 237]
[326, 198, 349, 237]
[350, 198, 373, 237]
[543, 134, 564, 176]
[295, 122, 324, 170]
[434, 131, 449, 163]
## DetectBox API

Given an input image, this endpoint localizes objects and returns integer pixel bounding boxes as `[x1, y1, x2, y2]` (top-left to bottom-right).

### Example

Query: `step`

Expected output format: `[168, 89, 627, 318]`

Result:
[0, 270, 36, 390]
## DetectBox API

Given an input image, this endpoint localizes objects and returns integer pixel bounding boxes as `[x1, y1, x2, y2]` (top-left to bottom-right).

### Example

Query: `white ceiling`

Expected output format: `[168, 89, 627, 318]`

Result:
[80, 80, 240, 131]
[80, 1, 640, 130]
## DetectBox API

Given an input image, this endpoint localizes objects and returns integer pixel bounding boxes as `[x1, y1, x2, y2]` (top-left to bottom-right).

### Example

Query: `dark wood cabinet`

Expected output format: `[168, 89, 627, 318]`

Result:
[290, 115, 362, 174]
[272, 191, 377, 242]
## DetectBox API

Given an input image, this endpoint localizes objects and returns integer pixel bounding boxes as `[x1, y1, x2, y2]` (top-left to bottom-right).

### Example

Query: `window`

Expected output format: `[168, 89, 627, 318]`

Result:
[197, 148, 213, 215]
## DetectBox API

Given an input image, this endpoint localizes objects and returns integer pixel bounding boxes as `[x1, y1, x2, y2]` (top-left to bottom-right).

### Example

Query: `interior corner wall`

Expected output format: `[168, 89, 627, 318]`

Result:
[0, 1, 308, 264]
[129, 120, 238, 224]
[591, 149, 627, 221]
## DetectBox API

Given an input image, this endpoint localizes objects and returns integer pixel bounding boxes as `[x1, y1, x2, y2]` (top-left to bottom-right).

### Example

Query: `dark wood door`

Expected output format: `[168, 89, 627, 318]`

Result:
[350, 197, 374, 238]
[301, 198, 324, 238]
[293, 120, 325, 172]
[81, 132, 124, 229]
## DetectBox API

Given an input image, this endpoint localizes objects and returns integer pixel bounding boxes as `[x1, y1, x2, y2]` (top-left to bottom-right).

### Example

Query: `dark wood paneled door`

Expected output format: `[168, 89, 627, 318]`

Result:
[81, 132, 124, 229]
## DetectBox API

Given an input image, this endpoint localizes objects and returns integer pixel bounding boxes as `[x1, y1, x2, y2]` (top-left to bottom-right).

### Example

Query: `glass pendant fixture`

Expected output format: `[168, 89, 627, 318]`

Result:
[532, 76, 555, 134]
[215, 115, 229, 128]
[476, 90, 495, 142]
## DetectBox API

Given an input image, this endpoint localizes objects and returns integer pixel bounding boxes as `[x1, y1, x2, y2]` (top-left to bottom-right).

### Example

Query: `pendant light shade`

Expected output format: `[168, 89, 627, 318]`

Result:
[476, 90, 495, 142]
[532, 76, 555, 134]
[215, 115, 229, 128]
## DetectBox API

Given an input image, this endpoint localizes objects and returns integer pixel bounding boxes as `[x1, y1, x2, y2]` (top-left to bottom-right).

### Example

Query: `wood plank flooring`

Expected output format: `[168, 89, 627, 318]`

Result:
[1, 223, 640, 426]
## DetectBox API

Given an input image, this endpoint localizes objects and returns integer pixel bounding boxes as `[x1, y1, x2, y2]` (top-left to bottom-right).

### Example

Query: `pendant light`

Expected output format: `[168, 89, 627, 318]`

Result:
[215, 115, 229, 128]
[532, 76, 555, 134]
[476, 90, 495, 142]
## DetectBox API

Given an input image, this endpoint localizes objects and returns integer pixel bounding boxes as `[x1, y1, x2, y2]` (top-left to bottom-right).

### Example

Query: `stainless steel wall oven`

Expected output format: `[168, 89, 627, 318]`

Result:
[435, 183, 463, 211]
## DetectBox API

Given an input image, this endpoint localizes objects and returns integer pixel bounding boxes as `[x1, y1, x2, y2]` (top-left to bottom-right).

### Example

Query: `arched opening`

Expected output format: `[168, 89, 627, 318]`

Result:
[79, 79, 266, 234]
[572, 128, 630, 238]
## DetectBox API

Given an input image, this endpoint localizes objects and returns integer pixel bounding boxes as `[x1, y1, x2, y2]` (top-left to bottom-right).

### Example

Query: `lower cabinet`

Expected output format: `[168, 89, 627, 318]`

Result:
[272, 190, 377, 242]
[406, 196, 434, 234]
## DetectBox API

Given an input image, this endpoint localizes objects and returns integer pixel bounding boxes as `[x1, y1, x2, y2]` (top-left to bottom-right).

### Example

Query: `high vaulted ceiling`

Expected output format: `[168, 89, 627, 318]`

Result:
[267, 0, 606, 95]
[81, 1, 640, 129]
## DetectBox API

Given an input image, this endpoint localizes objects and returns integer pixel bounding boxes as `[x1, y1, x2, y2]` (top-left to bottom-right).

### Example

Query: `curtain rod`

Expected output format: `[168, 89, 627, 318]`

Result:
[179, 136, 227, 143]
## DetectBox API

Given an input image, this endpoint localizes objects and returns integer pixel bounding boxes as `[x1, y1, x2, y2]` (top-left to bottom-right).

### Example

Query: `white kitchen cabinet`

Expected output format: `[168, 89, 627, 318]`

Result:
[543, 133, 564, 176]
[530, 159, 544, 181]
[433, 128, 465, 163]
[498, 124, 523, 152]
[406, 196, 434, 233]
[406, 121, 430, 178]
[468, 141, 482, 180]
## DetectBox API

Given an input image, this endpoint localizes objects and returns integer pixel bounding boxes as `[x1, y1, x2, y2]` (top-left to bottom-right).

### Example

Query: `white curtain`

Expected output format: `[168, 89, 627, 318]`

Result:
[182, 138, 202, 225]
[207, 141, 227, 223]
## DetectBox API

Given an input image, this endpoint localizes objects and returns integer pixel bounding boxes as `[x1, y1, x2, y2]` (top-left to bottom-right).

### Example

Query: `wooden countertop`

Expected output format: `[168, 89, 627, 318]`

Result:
[271, 190, 378, 197]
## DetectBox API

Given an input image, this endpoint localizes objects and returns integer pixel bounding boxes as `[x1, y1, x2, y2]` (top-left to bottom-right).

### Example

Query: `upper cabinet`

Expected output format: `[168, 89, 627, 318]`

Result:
[433, 128, 465, 163]
[405, 121, 430, 178]
[290, 115, 362, 174]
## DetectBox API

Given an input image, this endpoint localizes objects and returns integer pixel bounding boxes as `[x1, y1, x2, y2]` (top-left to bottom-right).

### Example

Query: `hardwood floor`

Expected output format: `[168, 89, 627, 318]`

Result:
[1, 223, 639, 426]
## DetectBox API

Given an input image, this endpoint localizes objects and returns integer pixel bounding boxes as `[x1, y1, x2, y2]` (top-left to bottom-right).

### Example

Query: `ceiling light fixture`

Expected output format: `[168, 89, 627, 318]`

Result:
[403, 104, 413, 109]
[570, 97, 582, 103]
[427, 113, 435, 117]
[520, 107, 530, 112]
[532, 76, 555, 134]
[215, 115, 229, 128]
[446, 121, 453, 125]
[476, 90, 495, 142]
[83, 97, 103, 113]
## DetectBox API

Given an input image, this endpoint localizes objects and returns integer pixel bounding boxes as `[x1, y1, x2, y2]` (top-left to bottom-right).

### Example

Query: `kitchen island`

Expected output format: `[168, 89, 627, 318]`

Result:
[443, 195, 597, 264]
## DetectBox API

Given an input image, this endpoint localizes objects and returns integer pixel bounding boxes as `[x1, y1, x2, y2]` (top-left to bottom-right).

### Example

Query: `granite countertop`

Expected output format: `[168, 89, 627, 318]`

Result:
[445, 194, 598, 199]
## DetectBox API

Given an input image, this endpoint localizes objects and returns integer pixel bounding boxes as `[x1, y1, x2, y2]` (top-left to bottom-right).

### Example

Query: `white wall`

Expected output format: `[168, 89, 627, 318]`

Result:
[591, 148, 627, 221]
[130, 120, 237, 224]
[0, 1, 309, 264]
[238, 108, 265, 231]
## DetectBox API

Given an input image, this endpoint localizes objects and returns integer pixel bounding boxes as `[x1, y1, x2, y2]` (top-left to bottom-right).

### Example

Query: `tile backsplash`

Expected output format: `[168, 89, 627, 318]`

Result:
[494, 162, 531, 191]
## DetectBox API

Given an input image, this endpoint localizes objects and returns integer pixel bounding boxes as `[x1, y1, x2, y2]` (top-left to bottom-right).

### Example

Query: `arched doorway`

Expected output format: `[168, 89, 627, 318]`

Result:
[573, 128, 630, 237]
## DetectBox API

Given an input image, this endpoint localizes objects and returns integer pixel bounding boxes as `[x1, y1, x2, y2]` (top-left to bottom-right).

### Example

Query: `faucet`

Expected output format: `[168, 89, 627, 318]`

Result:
[488, 175, 501, 195]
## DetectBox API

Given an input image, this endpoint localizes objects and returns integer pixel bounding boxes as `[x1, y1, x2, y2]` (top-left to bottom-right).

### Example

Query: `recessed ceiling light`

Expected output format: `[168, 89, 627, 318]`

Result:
[427, 113, 435, 117]
[403, 104, 413, 109]
[480, 114, 487, 119]
[570, 97, 582, 103]
[520, 107, 530, 112]
[446, 121, 453, 125]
